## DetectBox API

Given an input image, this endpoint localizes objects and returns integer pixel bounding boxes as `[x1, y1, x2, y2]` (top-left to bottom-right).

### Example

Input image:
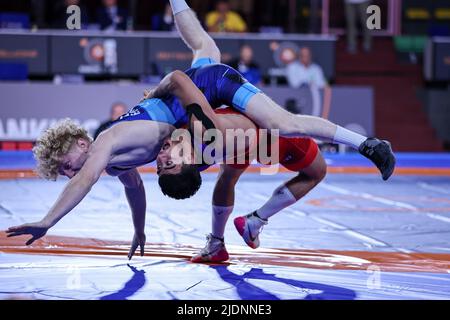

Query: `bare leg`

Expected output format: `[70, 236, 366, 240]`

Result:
[211, 165, 246, 238]
[169, 0, 221, 63]
[256, 151, 327, 220]
[191, 164, 246, 263]
[244, 93, 366, 148]
[285, 151, 327, 199]
[234, 152, 327, 249]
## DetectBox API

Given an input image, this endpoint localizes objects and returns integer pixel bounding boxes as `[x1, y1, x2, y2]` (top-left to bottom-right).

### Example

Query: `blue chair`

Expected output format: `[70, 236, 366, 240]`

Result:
[428, 25, 450, 37]
[0, 63, 28, 81]
[0, 13, 30, 29]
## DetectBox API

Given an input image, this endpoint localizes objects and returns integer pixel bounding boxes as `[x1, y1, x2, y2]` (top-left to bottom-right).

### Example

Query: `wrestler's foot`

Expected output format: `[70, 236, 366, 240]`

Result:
[234, 212, 268, 249]
[191, 233, 229, 263]
[359, 138, 396, 181]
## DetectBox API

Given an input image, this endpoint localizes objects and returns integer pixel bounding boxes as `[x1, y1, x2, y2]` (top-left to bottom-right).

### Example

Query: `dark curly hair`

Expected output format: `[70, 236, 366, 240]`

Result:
[158, 164, 202, 200]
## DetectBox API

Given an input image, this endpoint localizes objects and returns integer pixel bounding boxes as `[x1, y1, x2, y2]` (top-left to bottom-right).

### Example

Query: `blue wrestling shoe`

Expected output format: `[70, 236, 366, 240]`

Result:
[359, 138, 396, 181]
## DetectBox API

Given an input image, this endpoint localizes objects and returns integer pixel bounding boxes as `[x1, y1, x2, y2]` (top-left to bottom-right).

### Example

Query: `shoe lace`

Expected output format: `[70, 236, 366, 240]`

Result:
[247, 212, 268, 238]
[257, 221, 267, 236]
[200, 234, 223, 255]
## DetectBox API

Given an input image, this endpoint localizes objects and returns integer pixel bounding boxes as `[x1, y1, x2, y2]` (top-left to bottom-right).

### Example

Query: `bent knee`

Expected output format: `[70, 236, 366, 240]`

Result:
[315, 164, 327, 181]
[312, 164, 327, 183]
[301, 160, 327, 183]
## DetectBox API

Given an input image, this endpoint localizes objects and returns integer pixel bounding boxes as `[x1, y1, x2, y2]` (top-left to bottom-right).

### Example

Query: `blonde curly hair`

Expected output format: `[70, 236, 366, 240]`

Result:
[32, 119, 92, 181]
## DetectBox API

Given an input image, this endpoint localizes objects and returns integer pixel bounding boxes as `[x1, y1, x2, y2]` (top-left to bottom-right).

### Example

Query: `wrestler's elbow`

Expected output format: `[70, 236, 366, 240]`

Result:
[79, 170, 101, 188]
[167, 70, 191, 95]
[169, 70, 189, 87]
[119, 169, 143, 189]
[77, 161, 105, 187]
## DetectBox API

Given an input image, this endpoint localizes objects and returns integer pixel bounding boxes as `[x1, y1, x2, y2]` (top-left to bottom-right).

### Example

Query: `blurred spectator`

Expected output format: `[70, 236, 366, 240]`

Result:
[97, 0, 128, 31]
[285, 47, 331, 118]
[151, 3, 176, 31]
[286, 47, 326, 88]
[51, 0, 89, 29]
[94, 102, 127, 140]
[344, 0, 372, 53]
[206, 0, 247, 33]
[229, 44, 261, 86]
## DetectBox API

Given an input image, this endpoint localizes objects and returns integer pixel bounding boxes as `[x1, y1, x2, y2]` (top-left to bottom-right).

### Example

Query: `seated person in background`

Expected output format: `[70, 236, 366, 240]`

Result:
[229, 44, 262, 86]
[51, 0, 89, 29]
[97, 0, 128, 31]
[152, 3, 176, 31]
[285, 47, 331, 119]
[94, 102, 127, 140]
[206, 0, 247, 33]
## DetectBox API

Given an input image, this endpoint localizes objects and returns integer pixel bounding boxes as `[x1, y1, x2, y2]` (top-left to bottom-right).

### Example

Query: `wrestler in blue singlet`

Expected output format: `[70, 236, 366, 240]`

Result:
[110, 58, 261, 129]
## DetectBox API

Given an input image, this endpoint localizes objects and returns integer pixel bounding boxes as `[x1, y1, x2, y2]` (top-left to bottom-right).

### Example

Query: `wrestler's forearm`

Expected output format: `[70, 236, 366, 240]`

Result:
[41, 175, 96, 228]
[152, 71, 196, 106]
[124, 181, 146, 235]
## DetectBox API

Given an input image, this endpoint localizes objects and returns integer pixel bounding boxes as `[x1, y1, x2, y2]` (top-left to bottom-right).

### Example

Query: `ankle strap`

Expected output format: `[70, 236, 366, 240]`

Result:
[252, 211, 268, 222]
[209, 233, 224, 242]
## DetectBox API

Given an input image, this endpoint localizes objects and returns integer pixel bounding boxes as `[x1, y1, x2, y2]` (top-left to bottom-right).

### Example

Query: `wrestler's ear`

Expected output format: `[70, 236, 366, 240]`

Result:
[176, 132, 189, 144]
[177, 133, 185, 142]
[77, 138, 89, 150]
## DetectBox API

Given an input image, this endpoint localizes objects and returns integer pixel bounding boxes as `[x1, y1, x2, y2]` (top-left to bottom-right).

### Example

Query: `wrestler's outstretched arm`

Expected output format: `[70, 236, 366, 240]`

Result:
[169, 0, 221, 63]
[117, 169, 146, 260]
[6, 134, 115, 245]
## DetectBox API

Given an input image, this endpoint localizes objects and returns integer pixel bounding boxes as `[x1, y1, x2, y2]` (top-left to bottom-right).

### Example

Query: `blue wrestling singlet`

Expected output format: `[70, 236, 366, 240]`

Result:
[110, 58, 261, 129]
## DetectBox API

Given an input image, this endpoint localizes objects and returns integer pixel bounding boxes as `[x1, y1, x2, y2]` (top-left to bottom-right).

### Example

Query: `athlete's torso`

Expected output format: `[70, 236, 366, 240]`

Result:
[99, 120, 174, 176]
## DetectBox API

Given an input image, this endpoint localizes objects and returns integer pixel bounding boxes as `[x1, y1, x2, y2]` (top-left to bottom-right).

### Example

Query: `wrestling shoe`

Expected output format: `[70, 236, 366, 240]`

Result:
[359, 138, 396, 181]
[234, 212, 268, 249]
[191, 233, 229, 263]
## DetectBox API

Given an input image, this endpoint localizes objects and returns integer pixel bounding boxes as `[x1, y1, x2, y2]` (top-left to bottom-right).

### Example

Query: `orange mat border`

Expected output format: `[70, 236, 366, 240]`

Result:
[1, 233, 450, 273]
[1, 166, 450, 180]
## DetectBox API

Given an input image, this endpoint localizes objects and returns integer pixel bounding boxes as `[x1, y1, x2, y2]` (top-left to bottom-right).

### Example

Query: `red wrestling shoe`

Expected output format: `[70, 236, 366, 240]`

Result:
[191, 233, 229, 263]
[234, 212, 268, 249]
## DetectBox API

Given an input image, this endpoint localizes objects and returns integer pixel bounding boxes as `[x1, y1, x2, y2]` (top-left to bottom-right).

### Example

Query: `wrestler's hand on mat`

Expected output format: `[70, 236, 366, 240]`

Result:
[128, 232, 146, 260]
[6, 221, 49, 245]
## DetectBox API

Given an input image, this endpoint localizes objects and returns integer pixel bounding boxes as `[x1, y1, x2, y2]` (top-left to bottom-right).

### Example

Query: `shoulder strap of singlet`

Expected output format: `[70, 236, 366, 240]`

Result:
[186, 103, 216, 133]
[186, 103, 217, 169]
